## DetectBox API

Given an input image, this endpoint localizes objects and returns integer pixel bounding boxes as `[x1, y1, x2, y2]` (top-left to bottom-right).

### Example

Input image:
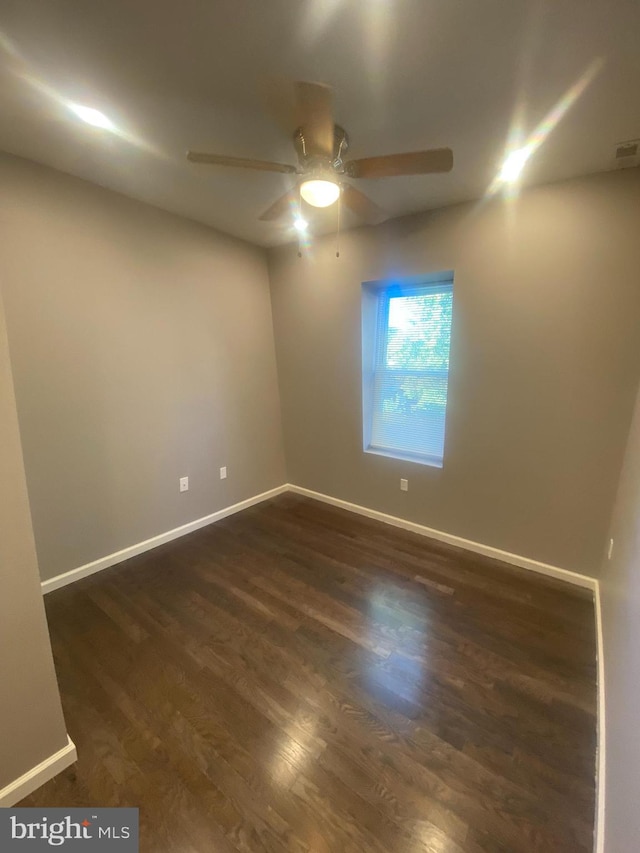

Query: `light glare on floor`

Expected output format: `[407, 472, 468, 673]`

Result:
[68, 103, 115, 130]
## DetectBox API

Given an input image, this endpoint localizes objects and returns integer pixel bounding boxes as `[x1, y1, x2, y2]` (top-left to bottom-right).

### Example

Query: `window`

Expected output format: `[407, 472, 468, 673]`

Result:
[362, 275, 454, 467]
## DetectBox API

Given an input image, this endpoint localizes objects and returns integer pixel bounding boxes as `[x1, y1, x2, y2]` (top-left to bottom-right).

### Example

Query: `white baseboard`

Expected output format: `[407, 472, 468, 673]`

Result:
[42, 481, 596, 595]
[41, 485, 288, 594]
[0, 736, 76, 807]
[594, 582, 606, 853]
[287, 484, 597, 590]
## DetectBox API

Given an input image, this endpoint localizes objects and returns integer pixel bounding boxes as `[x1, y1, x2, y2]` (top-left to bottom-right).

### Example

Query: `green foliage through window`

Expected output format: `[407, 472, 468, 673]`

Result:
[386, 292, 453, 371]
[381, 291, 452, 417]
[364, 277, 453, 466]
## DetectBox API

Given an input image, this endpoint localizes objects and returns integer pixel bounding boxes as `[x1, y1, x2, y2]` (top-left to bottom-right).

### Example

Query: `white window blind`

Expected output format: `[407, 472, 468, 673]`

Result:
[363, 278, 453, 467]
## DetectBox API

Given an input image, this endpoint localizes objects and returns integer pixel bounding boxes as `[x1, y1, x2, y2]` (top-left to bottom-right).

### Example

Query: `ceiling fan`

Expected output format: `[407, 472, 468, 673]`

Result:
[186, 81, 453, 225]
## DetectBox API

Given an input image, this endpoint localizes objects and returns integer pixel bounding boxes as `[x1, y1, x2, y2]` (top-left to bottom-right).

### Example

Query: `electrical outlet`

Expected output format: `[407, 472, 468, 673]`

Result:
[179, 476, 189, 492]
[220, 466, 227, 480]
[607, 538, 614, 560]
[400, 478, 408, 492]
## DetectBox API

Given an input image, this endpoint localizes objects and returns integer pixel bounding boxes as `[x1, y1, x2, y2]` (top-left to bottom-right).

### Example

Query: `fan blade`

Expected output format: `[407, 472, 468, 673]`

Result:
[259, 190, 298, 221]
[262, 75, 298, 135]
[187, 151, 297, 174]
[341, 185, 387, 225]
[294, 81, 334, 158]
[345, 148, 453, 178]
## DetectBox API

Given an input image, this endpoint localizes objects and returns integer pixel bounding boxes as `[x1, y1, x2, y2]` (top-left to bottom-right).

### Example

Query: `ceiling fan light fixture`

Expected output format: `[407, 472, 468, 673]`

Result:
[300, 179, 340, 208]
[187, 81, 451, 226]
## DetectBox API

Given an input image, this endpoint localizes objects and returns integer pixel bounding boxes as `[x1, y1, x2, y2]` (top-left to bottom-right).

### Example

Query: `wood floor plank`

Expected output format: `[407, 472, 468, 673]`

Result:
[20, 494, 596, 852]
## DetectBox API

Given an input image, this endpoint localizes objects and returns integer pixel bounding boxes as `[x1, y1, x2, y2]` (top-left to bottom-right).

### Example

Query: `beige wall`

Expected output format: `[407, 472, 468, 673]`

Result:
[0, 154, 286, 582]
[599, 381, 640, 850]
[268, 168, 640, 576]
[0, 287, 68, 789]
[3, 152, 639, 586]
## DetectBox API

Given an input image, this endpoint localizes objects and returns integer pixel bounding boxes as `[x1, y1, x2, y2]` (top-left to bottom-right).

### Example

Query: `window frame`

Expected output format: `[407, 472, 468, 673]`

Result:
[362, 273, 454, 468]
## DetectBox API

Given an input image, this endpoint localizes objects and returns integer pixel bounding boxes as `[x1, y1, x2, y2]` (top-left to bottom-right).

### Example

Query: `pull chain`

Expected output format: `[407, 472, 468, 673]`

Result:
[336, 187, 342, 258]
[298, 184, 303, 258]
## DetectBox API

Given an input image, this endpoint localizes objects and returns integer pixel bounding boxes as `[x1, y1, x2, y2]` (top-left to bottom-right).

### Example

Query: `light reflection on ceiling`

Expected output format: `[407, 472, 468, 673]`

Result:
[488, 58, 604, 198]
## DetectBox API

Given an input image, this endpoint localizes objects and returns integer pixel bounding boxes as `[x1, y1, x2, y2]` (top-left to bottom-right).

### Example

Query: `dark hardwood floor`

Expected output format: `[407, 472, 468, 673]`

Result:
[21, 494, 597, 852]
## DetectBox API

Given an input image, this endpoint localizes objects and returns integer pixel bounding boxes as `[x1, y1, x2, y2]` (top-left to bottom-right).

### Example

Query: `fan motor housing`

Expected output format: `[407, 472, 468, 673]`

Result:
[294, 125, 349, 172]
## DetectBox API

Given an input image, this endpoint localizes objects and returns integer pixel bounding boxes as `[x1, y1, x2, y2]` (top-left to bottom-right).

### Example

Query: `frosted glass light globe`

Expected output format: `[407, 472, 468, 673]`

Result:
[300, 179, 340, 208]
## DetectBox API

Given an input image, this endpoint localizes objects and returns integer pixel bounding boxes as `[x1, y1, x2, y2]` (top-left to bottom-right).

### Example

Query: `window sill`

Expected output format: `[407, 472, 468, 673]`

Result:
[364, 446, 443, 469]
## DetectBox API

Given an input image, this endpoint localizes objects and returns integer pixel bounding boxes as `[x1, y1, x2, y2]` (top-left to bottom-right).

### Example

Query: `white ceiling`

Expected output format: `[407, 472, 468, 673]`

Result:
[1, 0, 639, 246]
